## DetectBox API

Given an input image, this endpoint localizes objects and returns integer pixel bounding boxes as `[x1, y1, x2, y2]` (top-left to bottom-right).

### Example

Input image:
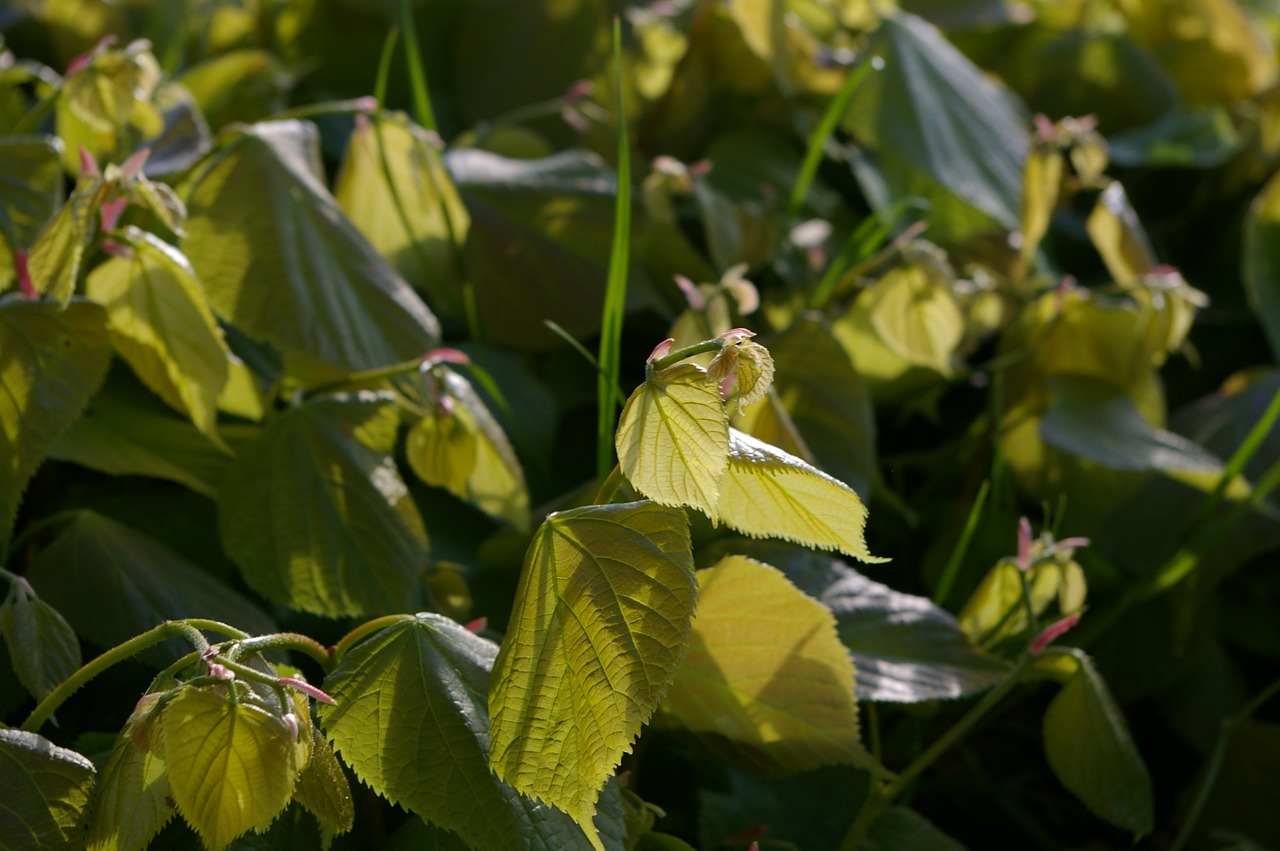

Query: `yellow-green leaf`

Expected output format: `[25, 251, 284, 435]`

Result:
[25, 175, 105, 303]
[662, 555, 876, 775]
[489, 501, 697, 850]
[86, 226, 229, 441]
[865, 259, 963, 376]
[159, 686, 298, 851]
[1086, 181, 1156, 285]
[0, 136, 64, 293]
[615, 363, 728, 518]
[406, 369, 529, 529]
[85, 730, 174, 851]
[959, 557, 1086, 650]
[293, 725, 353, 839]
[1019, 145, 1063, 270]
[334, 113, 469, 314]
[0, 729, 96, 850]
[716, 429, 886, 564]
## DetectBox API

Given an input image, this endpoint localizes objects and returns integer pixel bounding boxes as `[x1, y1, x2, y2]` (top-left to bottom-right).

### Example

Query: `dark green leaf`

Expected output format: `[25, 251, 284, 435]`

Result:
[0, 729, 96, 850]
[0, 136, 63, 292]
[0, 298, 111, 544]
[320, 613, 615, 851]
[293, 726, 354, 839]
[182, 120, 440, 371]
[861, 807, 967, 851]
[1245, 167, 1280, 362]
[28, 511, 275, 666]
[218, 395, 429, 617]
[0, 586, 80, 702]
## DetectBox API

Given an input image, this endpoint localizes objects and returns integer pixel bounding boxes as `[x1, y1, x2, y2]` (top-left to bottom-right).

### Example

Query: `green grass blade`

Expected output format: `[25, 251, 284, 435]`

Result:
[787, 53, 874, 222]
[596, 17, 632, 485]
[933, 479, 990, 606]
[399, 0, 438, 132]
[1184, 383, 1280, 535]
[374, 24, 400, 107]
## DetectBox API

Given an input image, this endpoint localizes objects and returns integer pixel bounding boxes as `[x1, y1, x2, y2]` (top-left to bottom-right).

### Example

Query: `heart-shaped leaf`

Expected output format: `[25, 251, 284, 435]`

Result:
[85, 730, 174, 851]
[489, 501, 697, 849]
[0, 729, 96, 850]
[0, 587, 80, 701]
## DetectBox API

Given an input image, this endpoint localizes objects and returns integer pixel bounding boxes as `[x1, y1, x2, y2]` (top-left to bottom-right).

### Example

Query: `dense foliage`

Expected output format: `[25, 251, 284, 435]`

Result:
[2, 1, 1279, 849]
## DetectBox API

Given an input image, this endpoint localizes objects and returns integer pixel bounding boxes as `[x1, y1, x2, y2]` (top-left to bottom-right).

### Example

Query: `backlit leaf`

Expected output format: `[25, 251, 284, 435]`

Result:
[0, 588, 80, 701]
[25, 173, 106, 303]
[27, 511, 276, 667]
[489, 501, 697, 849]
[1019, 145, 1063, 269]
[1040, 375, 1222, 474]
[293, 725, 353, 838]
[334, 113, 469, 314]
[865, 259, 963, 376]
[219, 395, 429, 617]
[159, 686, 298, 850]
[182, 120, 440, 371]
[1043, 652, 1154, 835]
[716, 429, 885, 564]
[616, 364, 729, 518]
[0, 298, 111, 544]
[86, 226, 229, 440]
[321, 614, 612, 851]
[0, 729, 96, 850]
[1086, 182, 1156, 285]
[0, 136, 63, 292]
[663, 555, 875, 775]
[405, 369, 529, 529]
[85, 730, 173, 851]
[1245, 166, 1280, 362]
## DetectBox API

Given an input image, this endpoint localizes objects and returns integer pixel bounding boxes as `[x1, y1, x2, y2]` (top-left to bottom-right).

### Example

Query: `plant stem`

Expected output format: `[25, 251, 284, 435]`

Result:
[268, 98, 376, 122]
[933, 479, 989, 605]
[302, 356, 426, 399]
[21, 621, 213, 732]
[647, 339, 724, 374]
[838, 654, 1033, 849]
[235, 632, 334, 671]
[331, 614, 415, 664]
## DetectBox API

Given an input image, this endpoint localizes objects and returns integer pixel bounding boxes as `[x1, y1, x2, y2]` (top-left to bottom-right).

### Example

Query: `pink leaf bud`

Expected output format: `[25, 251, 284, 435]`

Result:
[99, 197, 128, 232]
[121, 148, 150, 181]
[15, 250, 35, 299]
[282, 712, 300, 743]
[208, 663, 234, 681]
[464, 617, 488, 633]
[78, 147, 101, 178]
[280, 676, 336, 705]
[1030, 612, 1082, 655]
[674, 275, 705, 310]
[646, 337, 675, 365]
[421, 348, 470, 369]
[1016, 517, 1032, 571]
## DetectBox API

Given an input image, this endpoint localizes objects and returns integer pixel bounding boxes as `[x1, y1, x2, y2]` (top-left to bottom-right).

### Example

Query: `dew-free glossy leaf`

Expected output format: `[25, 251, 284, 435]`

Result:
[25, 174, 105, 303]
[865, 262, 963, 376]
[27, 511, 276, 666]
[0, 729, 96, 850]
[406, 369, 529, 529]
[182, 120, 440, 371]
[1245, 166, 1280, 361]
[1086, 182, 1156, 285]
[1041, 375, 1222, 474]
[663, 555, 875, 776]
[219, 396, 428, 617]
[1019, 146, 1062, 269]
[616, 364, 728, 518]
[716, 429, 885, 564]
[320, 614, 612, 851]
[293, 726, 353, 838]
[0, 136, 63, 292]
[0, 590, 80, 701]
[48, 367, 234, 497]
[86, 226, 229, 440]
[159, 686, 298, 850]
[489, 501, 697, 848]
[1043, 653, 1154, 835]
[0, 298, 110, 544]
[334, 113, 469, 314]
[85, 730, 173, 851]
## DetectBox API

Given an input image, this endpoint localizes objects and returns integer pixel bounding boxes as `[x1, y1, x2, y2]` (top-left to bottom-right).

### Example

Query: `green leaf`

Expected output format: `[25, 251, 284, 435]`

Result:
[845, 11, 1028, 238]
[1042, 653, 1154, 835]
[320, 613, 612, 851]
[739, 319, 876, 498]
[698, 764, 869, 850]
[615, 364, 729, 519]
[0, 136, 63, 292]
[489, 501, 697, 849]
[334, 113, 468, 313]
[292, 725, 353, 839]
[181, 120, 440, 371]
[717, 541, 1009, 703]
[1086, 182, 1156, 285]
[861, 807, 966, 851]
[219, 395, 429, 617]
[716, 429, 886, 564]
[1040, 375, 1222, 474]
[176, 50, 288, 129]
[47, 367, 234, 498]
[405, 369, 529, 529]
[85, 730, 173, 851]
[0, 298, 111, 544]
[662, 555, 876, 776]
[25, 174, 106, 303]
[27, 511, 276, 666]
[0, 586, 80, 702]
[0, 730, 95, 850]
[159, 686, 299, 850]
[1245, 166, 1280, 362]
[864, 258, 964, 376]
[86, 226, 229, 440]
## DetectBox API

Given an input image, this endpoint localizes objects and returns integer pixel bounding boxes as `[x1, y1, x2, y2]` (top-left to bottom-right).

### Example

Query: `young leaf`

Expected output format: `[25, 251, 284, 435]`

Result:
[0, 588, 80, 701]
[861, 807, 966, 851]
[292, 725, 354, 839]
[864, 260, 963, 377]
[489, 501, 697, 849]
[0, 298, 111, 544]
[1086, 182, 1156, 284]
[662, 555, 876, 776]
[27, 511, 276, 667]
[320, 614, 608, 851]
[219, 396, 429, 617]
[1019, 145, 1063, 270]
[159, 686, 300, 850]
[25, 174, 106, 303]
[181, 120, 440, 371]
[85, 730, 174, 851]
[85, 226, 230, 441]
[716, 429, 886, 564]
[615, 363, 729, 518]
[1043, 653, 1154, 836]
[405, 369, 530, 529]
[0, 136, 63, 292]
[0, 729, 96, 850]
